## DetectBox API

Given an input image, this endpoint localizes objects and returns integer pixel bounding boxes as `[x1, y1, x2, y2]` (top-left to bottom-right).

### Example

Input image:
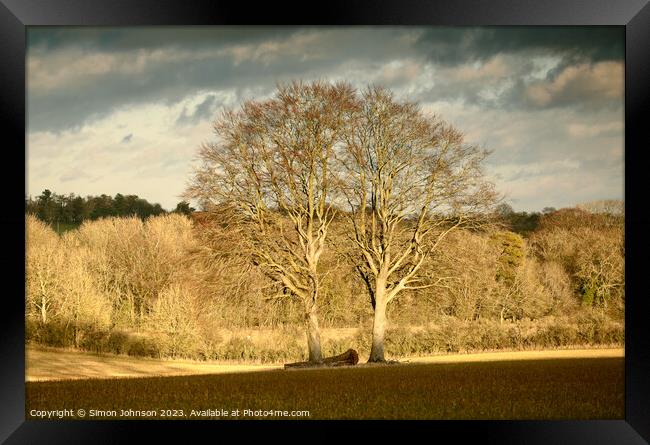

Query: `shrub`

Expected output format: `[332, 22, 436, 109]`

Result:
[218, 337, 258, 361]
[385, 326, 428, 356]
[528, 317, 579, 347]
[322, 338, 351, 357]
[126, 335, 161, 358]
[538, 261, 576, 314]
[258, 336, 305, 363]
[575, 232, 624, 309]
[75, 328, 107, 353]
[106, 331, 131, 355]
[429, 230, 501, 321]
[144, 284, 203, 358]
[58, 237, 113, 336]
[26, 215, 65, 324]
[27, 320, 75, 348]
[352, 327, 372, 356]
[576, 312, 625, 345]
[530, 214, 624, 312]
[491, 231, 525, 286]
[70, 214, 201, 327]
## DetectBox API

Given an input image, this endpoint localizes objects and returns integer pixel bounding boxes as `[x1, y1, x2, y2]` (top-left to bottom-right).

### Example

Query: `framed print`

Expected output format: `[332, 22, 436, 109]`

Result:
[2, 0, 649, 442]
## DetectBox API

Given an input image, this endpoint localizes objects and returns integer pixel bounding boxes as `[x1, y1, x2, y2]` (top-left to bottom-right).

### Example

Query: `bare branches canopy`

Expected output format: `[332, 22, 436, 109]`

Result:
[185, 81, 357, 362]
[186, 81, 499, 363]
[338, 86, 499, 361]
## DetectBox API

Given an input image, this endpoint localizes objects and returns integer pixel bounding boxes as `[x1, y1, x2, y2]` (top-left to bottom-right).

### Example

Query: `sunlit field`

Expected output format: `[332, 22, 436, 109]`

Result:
[26, 355, 623, 420]
[26, 346, 280, 381]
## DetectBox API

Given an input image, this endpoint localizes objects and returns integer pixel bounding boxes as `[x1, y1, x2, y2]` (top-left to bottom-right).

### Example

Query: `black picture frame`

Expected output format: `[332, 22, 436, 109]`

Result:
[2, 0, 648, 442]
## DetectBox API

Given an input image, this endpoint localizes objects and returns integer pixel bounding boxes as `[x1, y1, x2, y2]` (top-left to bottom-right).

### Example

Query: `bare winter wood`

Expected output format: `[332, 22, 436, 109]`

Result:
[284, 348, 359, 369]
[185, 81, 357, 362]
[338, 86, 500, 362]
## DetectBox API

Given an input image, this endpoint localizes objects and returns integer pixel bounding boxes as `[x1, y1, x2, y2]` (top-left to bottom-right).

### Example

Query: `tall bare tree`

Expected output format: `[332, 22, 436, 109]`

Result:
[339, 87, 499, 362]
[185, 81, 356, 362]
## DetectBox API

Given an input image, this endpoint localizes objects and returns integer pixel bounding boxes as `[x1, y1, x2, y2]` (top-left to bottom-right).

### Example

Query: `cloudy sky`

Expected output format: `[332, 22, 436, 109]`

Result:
[26, 26, 624, 212]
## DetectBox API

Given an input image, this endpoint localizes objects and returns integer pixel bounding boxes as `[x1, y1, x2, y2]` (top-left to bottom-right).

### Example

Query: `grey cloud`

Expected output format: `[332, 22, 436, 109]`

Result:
[27, 27, 625, 134]
[410, 27, 623, 112]
[508, 67, 621, 112]
[28, 53, 275, 132]
[426, 63, 622, 113]
[176, 94, 218, 126]
[27, 27, 423, 133]
[28, 26, 303, 54]
[28, 47, 325, 132]
[414, 26, 623, 66]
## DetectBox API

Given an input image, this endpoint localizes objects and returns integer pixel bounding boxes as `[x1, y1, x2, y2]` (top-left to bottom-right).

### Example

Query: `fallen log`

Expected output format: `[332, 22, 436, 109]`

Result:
[284, 348, 359, 369]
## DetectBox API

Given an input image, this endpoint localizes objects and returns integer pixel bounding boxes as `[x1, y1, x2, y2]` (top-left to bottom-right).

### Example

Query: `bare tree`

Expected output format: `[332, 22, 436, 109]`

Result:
[185, 81, 356, 362]
[26, 215, 63, 324]
[338, 87, 499, 362]
[576, 199, 624, 216]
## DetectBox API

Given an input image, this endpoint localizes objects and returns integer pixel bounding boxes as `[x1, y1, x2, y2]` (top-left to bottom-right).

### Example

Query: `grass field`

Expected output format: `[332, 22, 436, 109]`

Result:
[26, 346, 280, 381]
[26, 355, 624, 420]
[26, 345, 623, 381]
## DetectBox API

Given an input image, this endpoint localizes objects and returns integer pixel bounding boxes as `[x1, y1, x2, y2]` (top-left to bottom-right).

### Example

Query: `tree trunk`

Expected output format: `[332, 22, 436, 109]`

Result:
[368, 292, 387, 363]
[285, 349, 359, 369]
[306, 303, 323, 362]
[40, 297, 47, 324]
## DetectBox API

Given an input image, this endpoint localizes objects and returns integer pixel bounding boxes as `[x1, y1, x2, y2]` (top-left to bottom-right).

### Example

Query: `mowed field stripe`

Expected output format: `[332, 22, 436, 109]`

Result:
[26, 345, 623, 381]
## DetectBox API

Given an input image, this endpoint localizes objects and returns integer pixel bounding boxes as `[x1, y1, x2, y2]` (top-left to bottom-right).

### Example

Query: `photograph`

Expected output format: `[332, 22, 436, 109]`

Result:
[24, 25, 626, 421]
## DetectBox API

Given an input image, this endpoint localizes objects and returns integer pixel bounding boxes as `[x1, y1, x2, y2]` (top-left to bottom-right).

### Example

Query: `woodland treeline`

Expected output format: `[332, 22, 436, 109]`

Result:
[25, 202, 624, 362]
[26, 189, 545, 237]
[25, 81, 624, 363]
[25, 189, 194, 230]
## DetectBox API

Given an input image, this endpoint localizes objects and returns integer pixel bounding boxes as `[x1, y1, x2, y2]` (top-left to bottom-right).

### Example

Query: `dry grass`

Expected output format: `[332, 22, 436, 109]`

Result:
[403, 347, 623, 364]
[26, 346, 280, 382]
[26, 345, 622, 381]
